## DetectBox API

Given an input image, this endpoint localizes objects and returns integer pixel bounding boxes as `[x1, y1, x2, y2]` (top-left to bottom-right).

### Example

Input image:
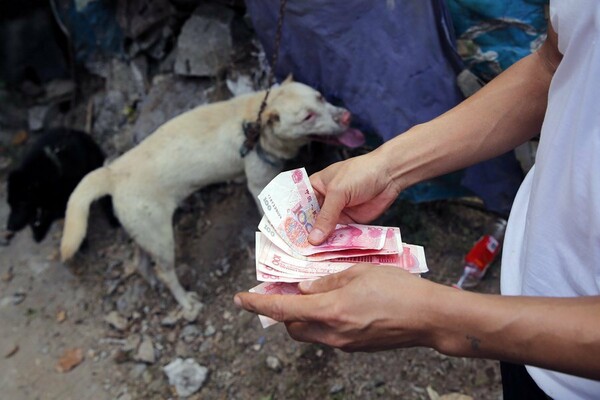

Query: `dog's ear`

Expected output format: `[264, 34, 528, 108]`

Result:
[266, 111, 280, 125]
[281, 74, 294, 85]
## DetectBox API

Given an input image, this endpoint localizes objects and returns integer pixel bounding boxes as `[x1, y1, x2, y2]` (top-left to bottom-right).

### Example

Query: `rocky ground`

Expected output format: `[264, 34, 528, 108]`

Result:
[0, 1, 505, 398]
[0, 158, 503, 399]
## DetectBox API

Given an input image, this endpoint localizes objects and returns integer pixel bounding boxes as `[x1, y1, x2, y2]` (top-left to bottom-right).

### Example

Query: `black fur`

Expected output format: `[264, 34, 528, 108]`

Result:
[6, 127, 117, 242]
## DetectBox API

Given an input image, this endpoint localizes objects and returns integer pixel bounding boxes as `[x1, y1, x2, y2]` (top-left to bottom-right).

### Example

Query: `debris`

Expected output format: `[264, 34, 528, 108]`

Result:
[226, 73, 255, 97]
[1, 267, 14, 282]
[56, 310, 67, 323]
[131, 74, 211, 144]
[43, 79, 75, 102]
[104, 311, 129, 331]
[4, 344, 19, 358]
[28, 106, 49, 132]
[0, 292, 26, 307]
[161, 309, 182, 326]
[174, 4, 234, 77]
[427, 386, 473, 400]
[11, 130, 29, 145]
[203, 323, 216, 337]
[329, 382, 345, 395]
[47, 249, 60, 261]
[180, 324, 201, 343]
[56, 348, 85, 373]
[0, 157, 12, 172]
[134, 335, 155, 364]
[265, 356, 282, 372]
[163, 358, 208, 397]
[123, 334, 142, 352]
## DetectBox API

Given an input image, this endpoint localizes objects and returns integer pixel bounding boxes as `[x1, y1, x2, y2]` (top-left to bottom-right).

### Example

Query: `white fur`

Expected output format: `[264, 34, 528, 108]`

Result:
[60, 80, 353, 317]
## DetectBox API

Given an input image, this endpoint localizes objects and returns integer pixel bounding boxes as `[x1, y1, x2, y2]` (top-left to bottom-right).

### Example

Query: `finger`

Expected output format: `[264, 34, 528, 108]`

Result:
[234, 292, 328, 323]
[309, 189, 347, 245]
[285, 321, 332, 344]
[298, 269, 356, 294]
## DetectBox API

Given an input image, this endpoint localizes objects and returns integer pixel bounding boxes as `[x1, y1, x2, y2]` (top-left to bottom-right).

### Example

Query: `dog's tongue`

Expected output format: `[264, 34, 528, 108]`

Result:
[337, 128, 365, 148]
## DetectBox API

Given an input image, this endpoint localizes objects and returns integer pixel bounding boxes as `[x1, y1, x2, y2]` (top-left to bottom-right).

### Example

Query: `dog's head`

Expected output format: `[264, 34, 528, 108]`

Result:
[262, 78, 365, 149]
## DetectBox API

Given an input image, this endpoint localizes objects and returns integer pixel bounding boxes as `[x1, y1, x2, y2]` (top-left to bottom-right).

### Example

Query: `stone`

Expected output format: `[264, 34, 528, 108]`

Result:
[131, 74, 212, 143]
[163, 358, 208, 397]
[134, 336, 155, 364]
[174, 4, 234, 77]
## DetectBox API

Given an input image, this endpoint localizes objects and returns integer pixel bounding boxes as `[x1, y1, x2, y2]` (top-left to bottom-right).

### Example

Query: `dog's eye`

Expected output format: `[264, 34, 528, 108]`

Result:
[317, 95, 325, 103]
[303, 112, 316, 122]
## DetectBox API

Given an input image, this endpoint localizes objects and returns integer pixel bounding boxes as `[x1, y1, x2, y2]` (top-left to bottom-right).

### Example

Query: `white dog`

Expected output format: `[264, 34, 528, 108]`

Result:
[59, 78, 364, 318]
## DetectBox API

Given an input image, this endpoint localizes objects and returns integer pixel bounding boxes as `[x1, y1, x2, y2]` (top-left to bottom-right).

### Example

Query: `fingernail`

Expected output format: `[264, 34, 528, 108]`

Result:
[309, 228, 325, 244]
[233, 295, 242, 308]
[299, 280, 312, 291]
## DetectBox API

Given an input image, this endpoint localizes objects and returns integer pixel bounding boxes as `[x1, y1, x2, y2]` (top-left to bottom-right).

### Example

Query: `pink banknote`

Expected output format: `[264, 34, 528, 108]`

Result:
[256, 232, 428, 278]
[248, 281, 302, 328]
[258, 168, 388, 255]
[259, 217, 402, 261]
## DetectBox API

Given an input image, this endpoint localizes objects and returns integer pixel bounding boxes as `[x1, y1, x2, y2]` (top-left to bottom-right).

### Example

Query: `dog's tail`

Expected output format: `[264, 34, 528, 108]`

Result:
[61, 167, 113, 261]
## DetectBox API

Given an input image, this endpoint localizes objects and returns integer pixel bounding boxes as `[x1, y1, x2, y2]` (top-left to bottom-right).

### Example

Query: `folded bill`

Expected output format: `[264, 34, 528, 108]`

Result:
[249, 282, 302, 328]
[258, 168, 388, 256]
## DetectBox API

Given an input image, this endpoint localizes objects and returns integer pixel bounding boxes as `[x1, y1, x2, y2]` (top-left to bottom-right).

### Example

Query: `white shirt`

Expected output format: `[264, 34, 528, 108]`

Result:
[501, 1, 600, 398]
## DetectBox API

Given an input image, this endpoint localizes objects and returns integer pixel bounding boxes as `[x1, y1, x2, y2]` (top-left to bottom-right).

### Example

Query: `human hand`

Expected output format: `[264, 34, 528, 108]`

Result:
[308, 151, 401, 245]
[234, 264, 450, 352]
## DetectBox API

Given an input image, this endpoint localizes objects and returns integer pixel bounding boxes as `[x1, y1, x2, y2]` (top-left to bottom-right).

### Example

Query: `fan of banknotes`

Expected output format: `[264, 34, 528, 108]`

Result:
[248, 167, 428, 327]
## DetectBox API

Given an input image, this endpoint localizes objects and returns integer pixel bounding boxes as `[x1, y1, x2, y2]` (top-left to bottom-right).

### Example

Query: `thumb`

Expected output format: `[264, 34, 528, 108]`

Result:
[298, 269, 355, 294]
[309, 190, 346, 245]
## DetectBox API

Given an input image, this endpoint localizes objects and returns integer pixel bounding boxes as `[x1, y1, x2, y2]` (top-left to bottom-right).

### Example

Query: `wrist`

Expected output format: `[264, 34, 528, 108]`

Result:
[423, 286, 483, 355]
[373, 124, 432, 193]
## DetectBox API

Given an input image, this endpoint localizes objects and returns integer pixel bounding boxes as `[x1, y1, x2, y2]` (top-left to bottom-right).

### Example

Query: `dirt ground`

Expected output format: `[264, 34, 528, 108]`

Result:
[0, 145, 504, 400]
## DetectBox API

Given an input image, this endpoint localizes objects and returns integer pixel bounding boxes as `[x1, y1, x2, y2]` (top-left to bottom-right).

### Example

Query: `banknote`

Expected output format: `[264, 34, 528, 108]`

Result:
[255, 232, 428, 278]
[248, 281, 302, 328]
[259, 217, 402, 261]
[258, 168, 387, 255]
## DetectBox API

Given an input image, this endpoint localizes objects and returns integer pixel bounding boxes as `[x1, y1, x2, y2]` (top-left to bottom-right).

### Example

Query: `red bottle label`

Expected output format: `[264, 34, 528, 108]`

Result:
[465, 235, 500, 270]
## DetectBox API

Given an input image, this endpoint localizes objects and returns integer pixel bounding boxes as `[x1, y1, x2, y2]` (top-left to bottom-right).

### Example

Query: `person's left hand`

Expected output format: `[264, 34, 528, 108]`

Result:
[234, 264, 452, 352]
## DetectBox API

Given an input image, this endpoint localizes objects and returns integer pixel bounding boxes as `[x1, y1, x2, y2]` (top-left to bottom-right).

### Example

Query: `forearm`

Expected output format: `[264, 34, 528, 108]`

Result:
[377, 32, 559, 191]
[428, 289, 600, 380]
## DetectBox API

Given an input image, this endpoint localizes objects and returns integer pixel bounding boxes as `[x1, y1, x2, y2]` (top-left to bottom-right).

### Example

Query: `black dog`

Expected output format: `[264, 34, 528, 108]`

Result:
[6, 128, 116, 242]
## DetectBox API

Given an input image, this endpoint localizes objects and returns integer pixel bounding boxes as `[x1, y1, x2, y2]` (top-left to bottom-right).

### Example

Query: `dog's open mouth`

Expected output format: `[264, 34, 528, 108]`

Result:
[310, 128, 365, 148]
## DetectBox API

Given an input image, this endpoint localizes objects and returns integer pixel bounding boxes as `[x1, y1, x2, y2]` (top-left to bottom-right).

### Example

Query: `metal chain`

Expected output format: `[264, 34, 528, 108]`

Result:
[256, 0, 287, 124]
[240, 0, 287, 157]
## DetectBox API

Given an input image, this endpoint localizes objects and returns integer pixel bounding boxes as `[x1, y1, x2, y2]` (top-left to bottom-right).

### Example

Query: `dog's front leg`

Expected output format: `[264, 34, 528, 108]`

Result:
[244, 154, 282, 214]
[154, 262, 203, 321]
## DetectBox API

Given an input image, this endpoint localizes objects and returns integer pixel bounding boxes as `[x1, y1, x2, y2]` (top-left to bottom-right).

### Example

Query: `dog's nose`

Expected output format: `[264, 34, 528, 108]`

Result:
[338, 111, 351, 126]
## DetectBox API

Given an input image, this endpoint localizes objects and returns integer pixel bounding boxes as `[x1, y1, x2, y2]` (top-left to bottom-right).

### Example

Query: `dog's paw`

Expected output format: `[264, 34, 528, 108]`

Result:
[181, 292, 204, 322]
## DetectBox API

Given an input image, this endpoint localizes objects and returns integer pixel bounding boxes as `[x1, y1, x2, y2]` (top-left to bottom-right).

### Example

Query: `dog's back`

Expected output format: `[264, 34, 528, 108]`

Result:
[6, 128, 107, 242]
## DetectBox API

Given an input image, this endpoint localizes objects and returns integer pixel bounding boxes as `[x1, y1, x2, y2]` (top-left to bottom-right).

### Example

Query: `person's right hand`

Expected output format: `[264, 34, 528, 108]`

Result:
[308, 150, 401, 245]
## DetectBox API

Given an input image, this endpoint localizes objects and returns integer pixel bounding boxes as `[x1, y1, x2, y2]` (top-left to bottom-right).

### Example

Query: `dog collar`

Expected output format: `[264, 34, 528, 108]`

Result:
[43, 146, 63, 176]
[255, 141, 285, 169]
[239, 121, 285, 168]
[240, 121, 261, 157]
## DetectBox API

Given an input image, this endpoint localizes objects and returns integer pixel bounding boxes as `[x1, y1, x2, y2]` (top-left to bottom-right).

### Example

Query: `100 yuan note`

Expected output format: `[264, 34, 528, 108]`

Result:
[259, 217, 403, 261]
[249, 282, 301, 328]
[256, 232, 428, 277]
[258, 168, 386, 255]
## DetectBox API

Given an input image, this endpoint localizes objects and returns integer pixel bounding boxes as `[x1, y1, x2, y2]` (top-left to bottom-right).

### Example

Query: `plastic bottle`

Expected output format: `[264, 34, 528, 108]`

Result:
[453, 218, 508, 289]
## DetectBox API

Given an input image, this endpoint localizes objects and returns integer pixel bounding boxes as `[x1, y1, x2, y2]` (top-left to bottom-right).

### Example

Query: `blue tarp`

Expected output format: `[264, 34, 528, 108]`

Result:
[246, 0, 547, 217]
[447, 0, 548, 82]
[448, 0, 547, 215]
[245, 0, 465, 142]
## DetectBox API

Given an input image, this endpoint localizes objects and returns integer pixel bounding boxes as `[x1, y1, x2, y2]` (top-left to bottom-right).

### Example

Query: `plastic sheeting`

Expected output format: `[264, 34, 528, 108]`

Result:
[246, 0, 547, 216]
[449, 0, 547, 215]
[245, 0, 465, 142]
[448, 0, 548, 82]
